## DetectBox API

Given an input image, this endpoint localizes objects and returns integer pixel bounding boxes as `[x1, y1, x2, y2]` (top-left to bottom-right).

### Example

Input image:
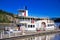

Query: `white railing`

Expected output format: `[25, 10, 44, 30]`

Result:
[0, 30, 60, 39]
[20, 20, 31, 23]
[0, 31, 22, 39]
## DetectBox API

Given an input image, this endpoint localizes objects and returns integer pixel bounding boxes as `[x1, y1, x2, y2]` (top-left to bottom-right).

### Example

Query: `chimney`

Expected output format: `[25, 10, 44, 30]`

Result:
[24, 6, 28, 16]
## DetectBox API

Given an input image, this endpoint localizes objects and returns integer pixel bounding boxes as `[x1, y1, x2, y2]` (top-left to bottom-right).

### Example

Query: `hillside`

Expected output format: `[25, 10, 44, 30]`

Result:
[0, 10, 14, 23]
[54, 18, 60, 22]
[51, 18, 60, 22]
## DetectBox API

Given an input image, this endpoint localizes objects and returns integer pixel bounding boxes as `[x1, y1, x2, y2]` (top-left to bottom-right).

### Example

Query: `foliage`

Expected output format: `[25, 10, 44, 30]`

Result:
[0, 10, 14, 23]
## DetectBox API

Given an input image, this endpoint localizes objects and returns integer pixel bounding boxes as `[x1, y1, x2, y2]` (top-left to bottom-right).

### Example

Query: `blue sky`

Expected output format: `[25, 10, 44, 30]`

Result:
[0, 0, 60, 18]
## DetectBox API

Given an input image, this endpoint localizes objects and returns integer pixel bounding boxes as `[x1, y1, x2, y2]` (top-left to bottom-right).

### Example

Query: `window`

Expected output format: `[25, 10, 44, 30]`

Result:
[33, 25, 35, 27]
[31, 25, 32, 28]
[48, 24, 54, 27]
[28, 25, 35, 28]
[28, 25, 31, 28]
[25, 24, 27, 28]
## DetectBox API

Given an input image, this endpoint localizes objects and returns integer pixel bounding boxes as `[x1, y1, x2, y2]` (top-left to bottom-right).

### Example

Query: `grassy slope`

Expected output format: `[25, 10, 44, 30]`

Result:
[0, 10, 14, 23]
